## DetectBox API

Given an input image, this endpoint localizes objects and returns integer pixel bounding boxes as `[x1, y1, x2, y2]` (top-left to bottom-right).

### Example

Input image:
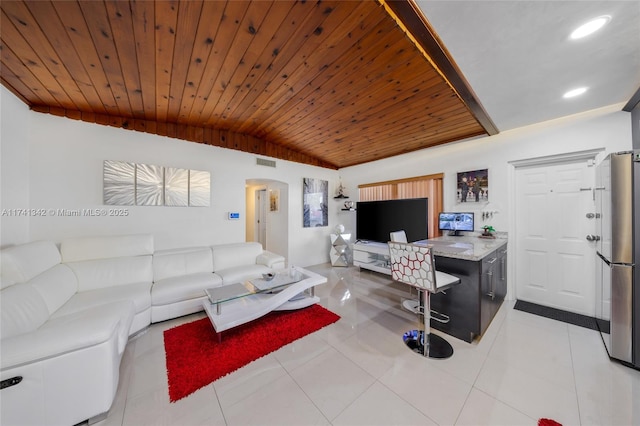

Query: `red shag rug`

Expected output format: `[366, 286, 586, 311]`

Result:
[163, 304, 340, 402]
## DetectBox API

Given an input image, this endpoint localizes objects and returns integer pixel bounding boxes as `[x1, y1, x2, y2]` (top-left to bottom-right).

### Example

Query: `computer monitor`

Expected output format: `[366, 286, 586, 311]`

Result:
[438, 212, 474, 236]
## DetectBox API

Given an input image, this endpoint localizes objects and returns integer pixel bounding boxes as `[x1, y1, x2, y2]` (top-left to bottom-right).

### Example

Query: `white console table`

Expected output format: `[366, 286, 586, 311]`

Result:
[352, 241, 392, 274]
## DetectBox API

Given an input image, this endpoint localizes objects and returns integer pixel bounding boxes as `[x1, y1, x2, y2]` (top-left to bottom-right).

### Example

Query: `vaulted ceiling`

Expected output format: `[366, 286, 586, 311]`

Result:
[0, 0, 496, 169]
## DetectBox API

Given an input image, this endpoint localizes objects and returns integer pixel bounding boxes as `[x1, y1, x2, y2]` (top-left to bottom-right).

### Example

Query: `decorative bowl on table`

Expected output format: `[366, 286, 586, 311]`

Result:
[262, 273, 276, 281]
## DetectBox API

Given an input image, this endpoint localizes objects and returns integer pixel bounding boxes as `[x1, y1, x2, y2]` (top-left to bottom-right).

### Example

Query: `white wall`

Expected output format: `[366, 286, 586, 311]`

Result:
[0, 87, 339, 267]
[339, 104, 633, 236]
[2, 83, 633, 267]
[0, 88, 31, 247]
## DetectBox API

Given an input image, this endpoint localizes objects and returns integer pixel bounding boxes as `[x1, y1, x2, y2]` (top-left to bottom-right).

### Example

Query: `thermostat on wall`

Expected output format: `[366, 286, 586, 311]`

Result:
[228, 212, 240, 220]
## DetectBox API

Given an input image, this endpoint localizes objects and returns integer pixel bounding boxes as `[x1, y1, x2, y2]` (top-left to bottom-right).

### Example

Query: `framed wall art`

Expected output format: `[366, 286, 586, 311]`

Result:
[103, 160, 135, 205]
[189, 170, 211, 207]
[457, 168, 488, 203]
[103, 160, 210, 207]
[164, 167, 189, 207]
[269, 189, 280, 212]
[135, 164, 165, 206]
[303, 178, 328, 227]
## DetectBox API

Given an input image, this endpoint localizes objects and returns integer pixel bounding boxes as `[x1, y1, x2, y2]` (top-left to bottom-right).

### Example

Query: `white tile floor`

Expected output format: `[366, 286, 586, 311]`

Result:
[96, 264, 640, 426]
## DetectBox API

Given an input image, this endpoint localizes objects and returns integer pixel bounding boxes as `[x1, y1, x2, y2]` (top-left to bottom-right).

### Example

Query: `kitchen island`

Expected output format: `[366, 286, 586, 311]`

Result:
[353, 234, 508, 342]
[415, 235, 508, 343]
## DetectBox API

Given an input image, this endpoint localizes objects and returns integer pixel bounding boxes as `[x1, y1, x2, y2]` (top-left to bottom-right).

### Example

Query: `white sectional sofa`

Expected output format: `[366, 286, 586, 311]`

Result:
[0, 235, 285, 426]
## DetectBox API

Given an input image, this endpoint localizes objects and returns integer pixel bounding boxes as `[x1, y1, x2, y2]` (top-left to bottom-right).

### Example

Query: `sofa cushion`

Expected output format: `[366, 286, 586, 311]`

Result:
[153, 247, 213, 281]
[152, 273, 222, 306]
[1, 240, 62, 283]
[211, 242, 263, 271]
[60, 234, 154, 262]
[29, 264, 78, 316]
[52, 281, 152, 318]
[0, 283, 50, 339]
[65, 256, 153, 291]
[216, 264, 272, 285]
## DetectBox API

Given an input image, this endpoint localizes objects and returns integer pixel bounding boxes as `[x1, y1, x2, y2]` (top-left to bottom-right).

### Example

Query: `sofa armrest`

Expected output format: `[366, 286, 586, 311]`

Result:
[1, 301, 132, 370]
[256, 251, 285, 269]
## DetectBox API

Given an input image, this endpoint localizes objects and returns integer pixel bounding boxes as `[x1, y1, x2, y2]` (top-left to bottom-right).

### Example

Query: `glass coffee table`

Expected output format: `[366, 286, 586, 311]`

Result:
[202, 266, 327, 341]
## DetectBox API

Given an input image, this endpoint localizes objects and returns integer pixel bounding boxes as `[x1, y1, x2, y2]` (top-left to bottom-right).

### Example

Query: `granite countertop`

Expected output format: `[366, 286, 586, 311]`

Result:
[414, 233, 507, 261]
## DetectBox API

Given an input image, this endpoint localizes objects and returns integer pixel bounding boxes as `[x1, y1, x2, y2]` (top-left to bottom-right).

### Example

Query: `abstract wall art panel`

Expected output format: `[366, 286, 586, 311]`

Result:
[103, 160, 211, 207]
[303, 178, 328, 227]
[136, 163, 164, 206]
[189, 170, 211, 207]
[103, 160, 135, 205]
[164, 167, 189, 207]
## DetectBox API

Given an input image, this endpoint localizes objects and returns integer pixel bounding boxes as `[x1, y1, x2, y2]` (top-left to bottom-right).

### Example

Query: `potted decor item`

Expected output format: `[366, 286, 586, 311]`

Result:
[481, 225, 496, 238]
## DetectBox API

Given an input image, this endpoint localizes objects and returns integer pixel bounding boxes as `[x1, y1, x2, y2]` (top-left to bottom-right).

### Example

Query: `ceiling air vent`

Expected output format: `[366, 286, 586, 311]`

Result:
[256, 158, 276, 168]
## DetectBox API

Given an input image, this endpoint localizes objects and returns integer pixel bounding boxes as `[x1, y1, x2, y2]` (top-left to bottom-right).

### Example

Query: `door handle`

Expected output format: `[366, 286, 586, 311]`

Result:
[0, 376, 22, 389]
[586, 235, 601, 241]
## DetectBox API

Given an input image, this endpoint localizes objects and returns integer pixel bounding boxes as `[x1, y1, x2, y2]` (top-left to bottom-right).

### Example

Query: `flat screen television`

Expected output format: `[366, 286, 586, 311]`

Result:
[356, 198, 428, 243]
[438, 212, 474, 236]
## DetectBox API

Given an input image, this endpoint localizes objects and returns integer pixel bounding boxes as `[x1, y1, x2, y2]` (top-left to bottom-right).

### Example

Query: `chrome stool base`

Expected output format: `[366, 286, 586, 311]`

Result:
[402, 329, 454, 359]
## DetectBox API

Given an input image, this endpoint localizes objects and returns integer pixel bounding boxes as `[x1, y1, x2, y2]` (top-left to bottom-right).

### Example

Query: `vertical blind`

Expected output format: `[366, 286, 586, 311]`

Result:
[359, 174, 443, 238]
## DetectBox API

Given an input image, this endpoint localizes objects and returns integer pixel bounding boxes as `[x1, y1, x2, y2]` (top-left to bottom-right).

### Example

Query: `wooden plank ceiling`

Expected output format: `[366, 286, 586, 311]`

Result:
[0, 0, 496, 169]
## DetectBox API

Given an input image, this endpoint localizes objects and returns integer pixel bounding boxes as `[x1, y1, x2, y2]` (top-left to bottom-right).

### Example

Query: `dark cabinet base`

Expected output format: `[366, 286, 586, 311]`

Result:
[429, 247, 507, 343]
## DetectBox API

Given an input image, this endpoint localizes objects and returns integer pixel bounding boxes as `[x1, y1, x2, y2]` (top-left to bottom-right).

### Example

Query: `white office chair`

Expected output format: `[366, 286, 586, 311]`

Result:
[388, 241, 460, 358]
[389, 230, 408, 243]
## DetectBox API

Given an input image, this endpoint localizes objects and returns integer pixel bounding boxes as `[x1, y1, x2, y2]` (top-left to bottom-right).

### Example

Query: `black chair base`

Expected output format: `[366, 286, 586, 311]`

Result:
[402, 329, 454, 359]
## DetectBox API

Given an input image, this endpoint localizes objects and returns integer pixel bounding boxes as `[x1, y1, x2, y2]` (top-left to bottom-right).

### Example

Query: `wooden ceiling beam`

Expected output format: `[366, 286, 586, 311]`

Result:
[383, 0, 499, 135]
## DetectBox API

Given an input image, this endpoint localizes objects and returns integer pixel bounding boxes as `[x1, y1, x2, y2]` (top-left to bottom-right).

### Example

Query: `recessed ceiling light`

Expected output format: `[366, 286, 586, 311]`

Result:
[563, 87, 588, 98]
[570, 15, 611, 40]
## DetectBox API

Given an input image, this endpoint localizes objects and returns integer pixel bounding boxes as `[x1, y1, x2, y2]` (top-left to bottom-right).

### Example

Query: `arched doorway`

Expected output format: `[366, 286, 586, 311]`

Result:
[245, 179, 289, 261]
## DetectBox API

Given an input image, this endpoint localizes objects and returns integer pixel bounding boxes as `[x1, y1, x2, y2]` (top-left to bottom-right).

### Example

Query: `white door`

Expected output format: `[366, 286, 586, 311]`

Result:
[515, 160, 596, 315]
[255, 189, 267, 246]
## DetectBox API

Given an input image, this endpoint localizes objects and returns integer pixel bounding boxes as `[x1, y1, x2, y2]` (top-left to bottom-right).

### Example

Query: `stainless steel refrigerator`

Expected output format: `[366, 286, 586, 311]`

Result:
[595, 150, 640, 369]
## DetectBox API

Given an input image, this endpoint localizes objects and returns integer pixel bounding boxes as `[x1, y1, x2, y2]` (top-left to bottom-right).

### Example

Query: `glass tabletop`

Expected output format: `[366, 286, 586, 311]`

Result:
[205, 269, 305, 305]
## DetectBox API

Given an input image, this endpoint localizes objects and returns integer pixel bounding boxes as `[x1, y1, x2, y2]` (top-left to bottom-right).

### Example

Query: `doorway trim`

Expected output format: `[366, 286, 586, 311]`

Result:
[506, 148, 605, 301]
